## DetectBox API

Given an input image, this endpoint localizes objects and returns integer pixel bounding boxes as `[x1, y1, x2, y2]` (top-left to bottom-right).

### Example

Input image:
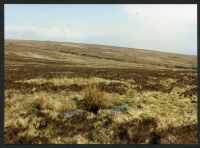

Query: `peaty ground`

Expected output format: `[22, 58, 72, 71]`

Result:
[4, 39, 197, 144]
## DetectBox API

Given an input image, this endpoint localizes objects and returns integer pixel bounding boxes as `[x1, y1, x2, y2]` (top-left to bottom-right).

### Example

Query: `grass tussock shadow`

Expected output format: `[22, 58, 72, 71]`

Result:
[112, 117, 158, 144]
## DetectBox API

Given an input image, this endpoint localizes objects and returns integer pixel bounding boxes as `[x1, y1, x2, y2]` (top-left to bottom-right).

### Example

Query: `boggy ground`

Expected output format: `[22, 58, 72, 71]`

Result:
[4, 65, 197, 144]
[4, 40, 197, 144]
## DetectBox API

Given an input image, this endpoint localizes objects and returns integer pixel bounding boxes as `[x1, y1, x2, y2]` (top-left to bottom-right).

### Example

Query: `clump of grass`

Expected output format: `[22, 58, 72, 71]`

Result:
[80, 84, 115, 114]
[29, 92, 69, 112]
[30, 97, 62, 112]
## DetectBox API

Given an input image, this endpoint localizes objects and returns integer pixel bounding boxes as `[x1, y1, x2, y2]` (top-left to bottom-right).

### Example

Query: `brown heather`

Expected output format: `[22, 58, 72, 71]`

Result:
[4, 40, 197, 144]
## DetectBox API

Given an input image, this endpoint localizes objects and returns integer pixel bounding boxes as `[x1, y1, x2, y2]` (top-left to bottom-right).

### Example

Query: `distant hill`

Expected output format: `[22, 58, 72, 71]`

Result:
[5, 39, 197, 70]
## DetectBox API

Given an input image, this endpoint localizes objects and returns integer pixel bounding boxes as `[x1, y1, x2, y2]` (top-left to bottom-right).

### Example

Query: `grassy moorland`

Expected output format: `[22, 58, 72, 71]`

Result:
[4, 39, 197, 144]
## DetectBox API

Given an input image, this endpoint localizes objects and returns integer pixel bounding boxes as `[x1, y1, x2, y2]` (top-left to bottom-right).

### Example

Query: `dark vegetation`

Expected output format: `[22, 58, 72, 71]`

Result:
[5, 66, 197, 95]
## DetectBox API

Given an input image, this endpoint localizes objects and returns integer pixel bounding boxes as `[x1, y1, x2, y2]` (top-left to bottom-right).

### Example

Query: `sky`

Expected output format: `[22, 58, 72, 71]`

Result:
[5, 4, 197, 55]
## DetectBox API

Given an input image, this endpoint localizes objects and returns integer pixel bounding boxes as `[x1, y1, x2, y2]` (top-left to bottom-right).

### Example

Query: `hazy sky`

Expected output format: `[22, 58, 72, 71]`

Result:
[5, 4, 197, 55]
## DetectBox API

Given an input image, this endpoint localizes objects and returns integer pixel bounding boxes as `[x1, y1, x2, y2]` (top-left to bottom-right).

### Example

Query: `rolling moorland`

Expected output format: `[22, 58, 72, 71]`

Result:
[4, 39, 197, 144]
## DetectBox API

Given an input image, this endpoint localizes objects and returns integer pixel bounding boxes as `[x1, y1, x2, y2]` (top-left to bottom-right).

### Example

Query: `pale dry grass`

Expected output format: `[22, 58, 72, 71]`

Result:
[4, 75, 197, 144]
[124, 87, 197, 129]
[16, 77, 121, 86]
[4, 90, 76, 127]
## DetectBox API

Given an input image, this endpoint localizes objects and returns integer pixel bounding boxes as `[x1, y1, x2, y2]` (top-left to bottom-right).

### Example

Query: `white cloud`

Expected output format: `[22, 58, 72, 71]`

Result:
[5, 25, 87, 42]
[122, 4, 196, 24]
[120, 4, 197, 55]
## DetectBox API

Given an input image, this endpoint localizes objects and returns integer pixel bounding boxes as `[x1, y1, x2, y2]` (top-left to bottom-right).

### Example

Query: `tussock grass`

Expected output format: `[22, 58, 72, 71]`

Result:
[28, 91, 77, 112]
[4, 70, 197, 144]
[4, 86, 197, 144]
[80, 84, 115, 113]
[4, 80, 197, 144]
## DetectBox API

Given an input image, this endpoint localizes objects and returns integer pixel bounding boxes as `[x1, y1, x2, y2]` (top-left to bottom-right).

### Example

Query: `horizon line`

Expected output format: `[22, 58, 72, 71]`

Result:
[5, 38, 197, 57]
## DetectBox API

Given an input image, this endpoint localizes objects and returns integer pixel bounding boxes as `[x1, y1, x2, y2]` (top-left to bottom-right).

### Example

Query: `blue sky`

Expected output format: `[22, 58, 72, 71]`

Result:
[5, 4, 197, 55]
